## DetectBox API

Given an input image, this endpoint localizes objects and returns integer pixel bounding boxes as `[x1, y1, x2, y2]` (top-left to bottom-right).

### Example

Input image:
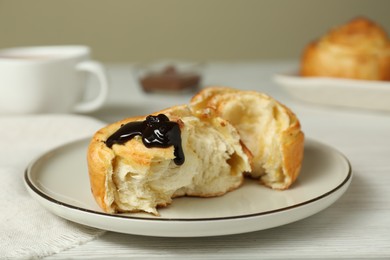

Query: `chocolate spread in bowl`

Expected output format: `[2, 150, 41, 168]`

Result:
[140, 66, 201, 93]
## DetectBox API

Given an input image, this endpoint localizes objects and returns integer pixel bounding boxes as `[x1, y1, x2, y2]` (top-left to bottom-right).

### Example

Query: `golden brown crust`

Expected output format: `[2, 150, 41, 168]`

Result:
[87, 120, 127, 213]
[279, 109, 304, 188]
[87, 138, 112, 212]
[300, 17, 390, 81]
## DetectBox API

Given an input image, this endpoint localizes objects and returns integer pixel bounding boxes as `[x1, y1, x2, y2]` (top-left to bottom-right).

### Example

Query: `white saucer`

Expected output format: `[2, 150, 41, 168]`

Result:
[274, 72, 390, 112]
[24, 138, 352, 237]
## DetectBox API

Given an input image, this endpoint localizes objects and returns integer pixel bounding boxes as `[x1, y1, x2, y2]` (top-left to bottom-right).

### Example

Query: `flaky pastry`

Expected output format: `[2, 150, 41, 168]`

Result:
[300, 17, 390, 81]
[190, 87, 304, 190]
[87, 87, 304, 215]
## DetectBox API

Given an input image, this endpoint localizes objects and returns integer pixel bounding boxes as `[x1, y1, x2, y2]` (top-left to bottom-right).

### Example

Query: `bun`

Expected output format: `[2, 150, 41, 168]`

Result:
[300, 17, 390, 81]
[87, 87, 304, 215]
[190, 87, 304, 190]
[87, 104, 251, 215]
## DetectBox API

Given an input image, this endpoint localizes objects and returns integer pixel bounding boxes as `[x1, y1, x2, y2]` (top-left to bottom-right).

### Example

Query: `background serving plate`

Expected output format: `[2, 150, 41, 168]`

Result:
[274, 72, 390, 112]
[24, 138, 352, 237]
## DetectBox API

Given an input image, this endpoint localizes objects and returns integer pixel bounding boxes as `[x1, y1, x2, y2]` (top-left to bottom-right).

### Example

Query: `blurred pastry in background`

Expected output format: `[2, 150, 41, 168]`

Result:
[300, 17, 390, 81]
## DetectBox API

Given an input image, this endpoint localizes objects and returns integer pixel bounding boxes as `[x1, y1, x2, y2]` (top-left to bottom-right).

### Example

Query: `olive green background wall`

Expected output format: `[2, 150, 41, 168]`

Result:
[0, 0, 389, 62]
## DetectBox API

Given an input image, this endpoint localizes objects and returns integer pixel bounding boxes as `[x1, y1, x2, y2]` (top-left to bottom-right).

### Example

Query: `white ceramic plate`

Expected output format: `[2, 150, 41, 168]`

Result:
[274, 72, 390, 111]
[24, 138, 352, 237]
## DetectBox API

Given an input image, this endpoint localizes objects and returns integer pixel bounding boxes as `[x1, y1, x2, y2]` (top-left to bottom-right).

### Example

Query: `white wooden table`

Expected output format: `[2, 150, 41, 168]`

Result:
[48, 62, 390, 259]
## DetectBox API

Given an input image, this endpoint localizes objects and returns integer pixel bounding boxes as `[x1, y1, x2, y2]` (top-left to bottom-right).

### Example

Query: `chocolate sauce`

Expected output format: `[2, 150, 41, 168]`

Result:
[140, 66, 201, 92]
[105, 114, 184, 165]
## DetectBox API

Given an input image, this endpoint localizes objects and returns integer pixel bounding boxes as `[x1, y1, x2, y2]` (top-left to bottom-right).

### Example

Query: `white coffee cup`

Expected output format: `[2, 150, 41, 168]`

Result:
[0, 45, 109, 114]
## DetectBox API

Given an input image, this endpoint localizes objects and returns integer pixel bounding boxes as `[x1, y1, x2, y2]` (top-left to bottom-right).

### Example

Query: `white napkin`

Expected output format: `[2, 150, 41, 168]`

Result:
[0, 114, 106, 259]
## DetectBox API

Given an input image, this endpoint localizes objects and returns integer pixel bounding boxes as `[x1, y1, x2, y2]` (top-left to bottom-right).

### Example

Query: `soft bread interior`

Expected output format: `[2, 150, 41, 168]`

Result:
[190, 87, 304, 190]
[88, 105, 251, 215]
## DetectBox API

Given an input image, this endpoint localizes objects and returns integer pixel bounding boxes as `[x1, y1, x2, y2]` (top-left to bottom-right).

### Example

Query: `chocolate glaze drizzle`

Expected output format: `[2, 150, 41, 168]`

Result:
[105, 114, 185, 165]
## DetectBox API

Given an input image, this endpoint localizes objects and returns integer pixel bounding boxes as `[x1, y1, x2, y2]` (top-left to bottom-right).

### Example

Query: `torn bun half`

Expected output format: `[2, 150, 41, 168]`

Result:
[87, 104, 251, 215]
[190, 87, 304, 190]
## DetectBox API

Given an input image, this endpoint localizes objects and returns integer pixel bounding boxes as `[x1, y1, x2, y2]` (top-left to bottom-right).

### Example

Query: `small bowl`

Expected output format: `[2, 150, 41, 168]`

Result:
[133, 60, 204, 94]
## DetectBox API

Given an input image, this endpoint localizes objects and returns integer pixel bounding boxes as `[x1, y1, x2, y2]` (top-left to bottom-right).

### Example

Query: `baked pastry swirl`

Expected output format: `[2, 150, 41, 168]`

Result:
[300, 17, 390, 81]
[190, 87, 304, 190]
[87, 87, 304, 215]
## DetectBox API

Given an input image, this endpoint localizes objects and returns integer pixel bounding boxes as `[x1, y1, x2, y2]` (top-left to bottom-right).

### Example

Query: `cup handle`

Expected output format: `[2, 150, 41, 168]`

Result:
[73, 60, 109, 113]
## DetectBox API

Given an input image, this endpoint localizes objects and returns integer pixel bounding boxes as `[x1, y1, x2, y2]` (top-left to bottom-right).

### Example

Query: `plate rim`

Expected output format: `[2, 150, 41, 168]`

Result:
[273, 71, 390, 112]
[24, 137, 352, 223]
